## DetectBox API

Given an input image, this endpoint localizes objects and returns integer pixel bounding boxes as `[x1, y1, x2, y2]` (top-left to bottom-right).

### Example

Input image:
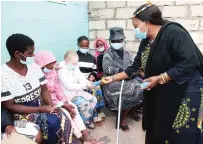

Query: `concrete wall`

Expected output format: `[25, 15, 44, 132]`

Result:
[88, 1, 203, 57]
[1, 1, 88, 64]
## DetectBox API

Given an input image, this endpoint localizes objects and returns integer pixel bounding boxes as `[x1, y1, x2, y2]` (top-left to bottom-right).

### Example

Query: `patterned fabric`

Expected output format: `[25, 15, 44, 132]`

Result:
[141, 44, 150, 72]
[197, 88, 203, 132]
[102, 48, 143, 109]
[71, 96, 95, 123]
[1, 63, 72, 144]
[86, 86, 105, 117]
[169, 72, 203, 144]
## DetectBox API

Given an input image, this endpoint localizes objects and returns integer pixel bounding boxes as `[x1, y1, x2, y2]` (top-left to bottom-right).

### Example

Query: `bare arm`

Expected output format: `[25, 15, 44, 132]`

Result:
[113, 71, 129, 81]
[2, 100, 41, 114]
[41, 84, 53, 106]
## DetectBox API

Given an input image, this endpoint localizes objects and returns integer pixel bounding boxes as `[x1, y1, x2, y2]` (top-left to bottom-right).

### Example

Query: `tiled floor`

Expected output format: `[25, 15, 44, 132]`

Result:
[89, 109, 145, 144]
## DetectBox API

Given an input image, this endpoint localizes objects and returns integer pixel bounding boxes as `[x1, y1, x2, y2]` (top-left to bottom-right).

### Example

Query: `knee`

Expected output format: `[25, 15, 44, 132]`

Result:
[47, 114, 60, 128]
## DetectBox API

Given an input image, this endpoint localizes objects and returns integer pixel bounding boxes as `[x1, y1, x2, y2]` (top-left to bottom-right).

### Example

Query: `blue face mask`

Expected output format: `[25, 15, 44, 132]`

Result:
[79, 48, 89, 54]
[19, 53, 34, 65]
[134, 23, 148, 40]
[43, 67, 52, 73]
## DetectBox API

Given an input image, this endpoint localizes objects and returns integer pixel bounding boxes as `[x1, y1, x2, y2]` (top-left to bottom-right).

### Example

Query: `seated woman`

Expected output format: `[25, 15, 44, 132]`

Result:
[87, 72, 105, 125]
[1, 34, 72, 144]
[77, 36, 97, 78]
[102, 27, 143, 132]
[58, 51, 97, 129]
[94, 38, 109, 79]
[34, 50, 100, 144]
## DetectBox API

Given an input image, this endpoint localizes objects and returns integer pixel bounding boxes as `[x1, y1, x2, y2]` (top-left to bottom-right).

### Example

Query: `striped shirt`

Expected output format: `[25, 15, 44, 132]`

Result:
[77, 50, 97, 78]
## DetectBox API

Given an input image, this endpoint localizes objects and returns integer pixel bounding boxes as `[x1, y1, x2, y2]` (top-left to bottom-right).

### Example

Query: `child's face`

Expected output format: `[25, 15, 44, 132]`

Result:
[89, 75, 96, 82]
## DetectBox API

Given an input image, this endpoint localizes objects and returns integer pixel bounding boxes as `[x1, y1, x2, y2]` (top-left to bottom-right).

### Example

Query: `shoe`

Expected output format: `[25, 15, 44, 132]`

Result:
[86, 121, 95, 129]
[98, 113, 106, 121]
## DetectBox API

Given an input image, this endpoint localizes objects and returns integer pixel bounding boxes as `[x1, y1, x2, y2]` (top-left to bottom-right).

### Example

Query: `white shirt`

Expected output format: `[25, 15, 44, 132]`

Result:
[58, 61, 90, 99]
[1, 62, 47, 103]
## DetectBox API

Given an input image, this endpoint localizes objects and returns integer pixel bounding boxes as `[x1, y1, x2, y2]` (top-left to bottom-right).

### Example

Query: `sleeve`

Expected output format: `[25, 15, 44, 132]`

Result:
[33, 63, 47, 85]
[124, 40, 146, 77]
[58, 68, 88, 91]
[53, 75, 67, 105]
[1, 77, 13, 102]
[102, 53, 121, 75]
[166, 27, 199, 85]
[1, 107, 13, 133]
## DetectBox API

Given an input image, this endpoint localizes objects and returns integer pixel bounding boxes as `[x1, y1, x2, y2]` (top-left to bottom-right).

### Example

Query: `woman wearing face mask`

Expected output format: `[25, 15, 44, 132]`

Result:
[58, 51, 99, 130]
[1, 34, 73, 144]
[94, 38, 109, 79]
[34, 50, 100, 144]
[104, 3, 203, 144]
[77, 36, 97, 78]
[102, 27, 143, 132]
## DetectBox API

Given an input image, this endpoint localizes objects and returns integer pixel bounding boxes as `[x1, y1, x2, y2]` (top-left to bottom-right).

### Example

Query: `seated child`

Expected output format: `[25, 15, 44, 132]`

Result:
[58, 51, 98, 130]
[87, 72, 105, 125]
[34, 50, 100, 144]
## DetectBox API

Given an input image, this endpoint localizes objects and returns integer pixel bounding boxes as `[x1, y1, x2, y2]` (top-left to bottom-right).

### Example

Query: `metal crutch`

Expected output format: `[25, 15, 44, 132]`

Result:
[116, 80, 125, 144]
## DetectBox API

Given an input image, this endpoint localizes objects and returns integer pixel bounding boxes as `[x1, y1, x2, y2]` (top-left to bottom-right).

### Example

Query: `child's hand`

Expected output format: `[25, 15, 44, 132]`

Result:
[89, 85, 96, 90]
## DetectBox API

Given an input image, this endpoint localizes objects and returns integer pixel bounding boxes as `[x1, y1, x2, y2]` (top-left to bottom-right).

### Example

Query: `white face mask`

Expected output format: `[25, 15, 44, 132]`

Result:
[43, 67, 52, 73]
[66, 63, 76, 71]
[98, 47, 105, 52]
[79, 48, 89, 54]
[19, 53, 34, 65]
[111, 42, 123, 50]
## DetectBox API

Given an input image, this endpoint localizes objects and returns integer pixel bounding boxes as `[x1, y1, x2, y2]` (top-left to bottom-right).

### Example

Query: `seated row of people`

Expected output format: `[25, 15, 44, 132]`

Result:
[1, 34, 103, 144]
[1, 27, 143, 143]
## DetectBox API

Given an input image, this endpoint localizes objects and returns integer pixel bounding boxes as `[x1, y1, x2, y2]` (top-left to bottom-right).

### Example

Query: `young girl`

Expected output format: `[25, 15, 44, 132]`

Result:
[87, 72, 105, 125]
[34, 50, 100, 144]
[58, 51, 97, 129]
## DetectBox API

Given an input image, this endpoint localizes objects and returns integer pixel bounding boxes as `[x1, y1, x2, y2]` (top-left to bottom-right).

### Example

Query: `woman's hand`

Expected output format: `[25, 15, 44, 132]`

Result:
[102, 76, 113, 84]
[143, 76, 160, 90]
[63, 104, 76, 118]
[5, 125, 16, 138]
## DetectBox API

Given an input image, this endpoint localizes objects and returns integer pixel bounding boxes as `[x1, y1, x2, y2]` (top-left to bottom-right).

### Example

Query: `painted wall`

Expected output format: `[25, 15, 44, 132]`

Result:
[1, 1, 88, 64]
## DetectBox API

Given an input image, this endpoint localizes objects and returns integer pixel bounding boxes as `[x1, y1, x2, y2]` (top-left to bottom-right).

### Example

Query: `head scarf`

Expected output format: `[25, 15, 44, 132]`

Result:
[94, 38, 109, 58]
[34, 50, 56, 68]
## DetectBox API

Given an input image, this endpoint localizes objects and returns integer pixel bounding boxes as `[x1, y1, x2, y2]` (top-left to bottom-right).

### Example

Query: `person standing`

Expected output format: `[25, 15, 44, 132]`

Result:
[104, 3, 203, 144]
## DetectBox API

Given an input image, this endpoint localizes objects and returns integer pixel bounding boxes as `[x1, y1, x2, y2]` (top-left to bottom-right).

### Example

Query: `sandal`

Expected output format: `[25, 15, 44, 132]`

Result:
[120, 125, 130, 132]
[98, 113, 106, 121]
[93, 117, 103, 126]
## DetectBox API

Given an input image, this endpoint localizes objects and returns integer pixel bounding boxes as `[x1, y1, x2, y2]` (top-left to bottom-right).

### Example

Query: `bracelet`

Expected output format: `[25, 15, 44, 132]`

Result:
[160, 74, 167, 83]
[159, 72, 170, 84]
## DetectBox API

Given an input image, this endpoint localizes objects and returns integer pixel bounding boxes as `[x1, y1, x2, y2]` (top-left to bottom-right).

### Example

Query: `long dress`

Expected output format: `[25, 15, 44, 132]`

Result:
[125, 22, 203, 144]
[102, 48, 143, 110]
[1, 63, 72, 144]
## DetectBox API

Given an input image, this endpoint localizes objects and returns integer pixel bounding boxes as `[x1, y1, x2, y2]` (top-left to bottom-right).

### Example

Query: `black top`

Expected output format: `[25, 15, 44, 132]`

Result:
[77, 50, 96, 74]
[124, 22, 203, 142]
[1, 106, 13, 133]
[97, 53, 104, 74]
